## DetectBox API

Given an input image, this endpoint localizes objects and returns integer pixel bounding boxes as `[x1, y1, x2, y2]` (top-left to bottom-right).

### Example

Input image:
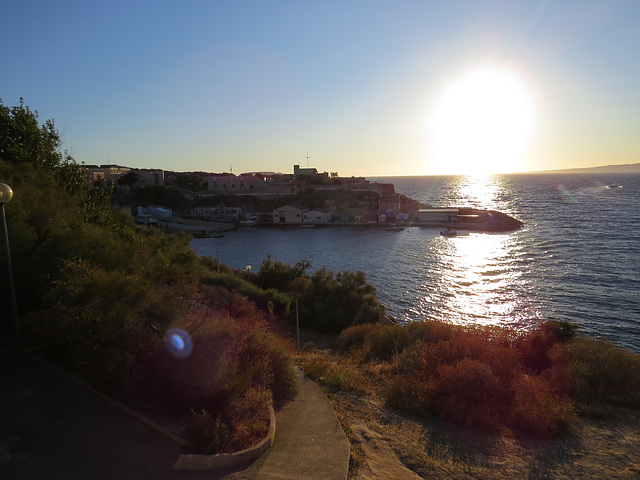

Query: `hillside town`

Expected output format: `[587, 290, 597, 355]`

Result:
[85, 163, 422, 224]
[84, 163, 523, 233]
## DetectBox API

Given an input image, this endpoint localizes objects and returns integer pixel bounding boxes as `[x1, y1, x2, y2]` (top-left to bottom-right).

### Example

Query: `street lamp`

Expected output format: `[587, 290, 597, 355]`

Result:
[0, 183, 19, 336]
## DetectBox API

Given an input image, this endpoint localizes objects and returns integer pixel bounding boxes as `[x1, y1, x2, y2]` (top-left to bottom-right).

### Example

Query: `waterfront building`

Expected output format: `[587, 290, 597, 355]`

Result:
[273, 204, 309, 224]
[302, 209, 332, 224]
[418, 208, 460, 223]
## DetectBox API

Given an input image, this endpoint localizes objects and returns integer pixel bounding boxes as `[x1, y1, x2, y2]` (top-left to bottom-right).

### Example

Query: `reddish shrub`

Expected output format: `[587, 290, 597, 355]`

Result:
[405, 320, 456, 344]
[514, 329, 555, 372]
[428, 358, 504, 431]
[509, 374, 574, 436]
[542, 343, 574, 397]
[385, 373, 431, 414]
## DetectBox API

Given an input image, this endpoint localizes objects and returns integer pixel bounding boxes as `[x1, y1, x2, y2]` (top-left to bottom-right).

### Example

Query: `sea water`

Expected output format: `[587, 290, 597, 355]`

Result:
[191, 173, 640, 352]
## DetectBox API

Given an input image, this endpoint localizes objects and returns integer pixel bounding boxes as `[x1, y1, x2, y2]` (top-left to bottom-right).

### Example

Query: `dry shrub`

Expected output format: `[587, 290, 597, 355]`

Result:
[132, 307, 298, 453]
[514, 330, 555, 372]
[337, 320, 458, 363]
[385, 372, 431, 414]
[385, 324, 576, 436]
[406, 319, 456, 344]
[428, 358, 503, 432]
[337, 324, 378, 354]
[184, 409, 229, 454]
[542, 343, 574, 397]
[229, 386, 272, 450]
[302, 355, 369, 394]
[362, 324, 413, 361]
[509, 374, 574, 436]
[565, 337, 640, 408]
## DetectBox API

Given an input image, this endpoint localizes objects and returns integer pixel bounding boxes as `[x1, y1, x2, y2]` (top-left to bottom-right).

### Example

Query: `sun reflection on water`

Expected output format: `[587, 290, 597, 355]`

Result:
[419, 175, 534, 328]
[455, 174, 502, 210]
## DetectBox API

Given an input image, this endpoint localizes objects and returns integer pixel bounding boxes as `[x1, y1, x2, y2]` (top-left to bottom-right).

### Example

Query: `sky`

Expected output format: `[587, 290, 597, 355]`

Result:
[2, 0, 640, 177]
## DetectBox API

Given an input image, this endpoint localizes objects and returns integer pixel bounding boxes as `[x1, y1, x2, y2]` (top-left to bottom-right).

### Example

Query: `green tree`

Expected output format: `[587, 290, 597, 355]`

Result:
[298, 267, 386, 334]
[0, 99, 117, 311]
[0, 98, 62, 170]
[255, 255, 311, 292]
[117, 171, 139, 188]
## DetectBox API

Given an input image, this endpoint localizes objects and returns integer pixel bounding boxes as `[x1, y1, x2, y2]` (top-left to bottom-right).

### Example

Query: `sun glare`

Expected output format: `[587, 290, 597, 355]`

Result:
[428, 67, 536, 175]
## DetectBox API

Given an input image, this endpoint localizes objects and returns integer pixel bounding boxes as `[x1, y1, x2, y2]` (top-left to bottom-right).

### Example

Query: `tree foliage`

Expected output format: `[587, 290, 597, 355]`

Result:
[255, 255, 311, 292]
[0, 99, 117, 309]
[297, 267, 386, 334]
[254, 256, 386, 334]
[0, 98, 62, 170]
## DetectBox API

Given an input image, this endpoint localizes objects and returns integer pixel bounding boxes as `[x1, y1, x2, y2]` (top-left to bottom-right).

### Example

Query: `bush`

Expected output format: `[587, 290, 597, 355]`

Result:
[45, 257, 183, 387]
[509, 375, 574, 436]
[337, 323, 413, 361]
[229, 386, 272, 450]
[297, 268, 386, 334]
[336, 324, 379, 353]
[405, 320, 456, 344]
[132, 311, 298, 451]
[429, 358, 503, 432]
[564, 337, 640, 408]
[543, 320, 579, 343]
[302, 356, 368, 394]
[385, 373, 431, 414]
[255, 255, 311, 292]
[383, 324, 576, 436]
[185, 409, 229, 454]
[201, 272, 291, 318]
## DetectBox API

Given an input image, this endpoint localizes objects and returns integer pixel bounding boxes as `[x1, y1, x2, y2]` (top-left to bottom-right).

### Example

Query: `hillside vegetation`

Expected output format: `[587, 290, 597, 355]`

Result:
[0, 99, 387, 453]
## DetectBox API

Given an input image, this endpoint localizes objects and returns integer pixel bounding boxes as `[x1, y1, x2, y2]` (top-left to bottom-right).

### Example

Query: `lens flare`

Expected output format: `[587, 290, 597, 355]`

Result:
[557, 184, 578, 203]
[164, 328, 193, 358]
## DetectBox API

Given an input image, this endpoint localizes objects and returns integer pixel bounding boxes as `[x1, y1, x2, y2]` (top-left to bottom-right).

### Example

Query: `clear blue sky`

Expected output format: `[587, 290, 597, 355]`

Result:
[2, 0, 639, 176]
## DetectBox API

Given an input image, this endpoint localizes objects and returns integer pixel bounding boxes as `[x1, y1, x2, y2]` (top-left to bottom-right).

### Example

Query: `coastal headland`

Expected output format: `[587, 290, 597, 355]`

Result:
[110, 163, 524, 234]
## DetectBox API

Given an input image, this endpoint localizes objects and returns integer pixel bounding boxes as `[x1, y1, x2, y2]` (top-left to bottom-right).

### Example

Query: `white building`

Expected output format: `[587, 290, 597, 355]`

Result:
[302, 209, 331, 224]
[194, 205, 242, 221]
[273, 204, 308, 224]
[418, 208, 460, 223]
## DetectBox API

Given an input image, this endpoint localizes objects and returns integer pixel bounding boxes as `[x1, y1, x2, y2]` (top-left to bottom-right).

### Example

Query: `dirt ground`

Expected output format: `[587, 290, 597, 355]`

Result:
[334, 390, 640, 480]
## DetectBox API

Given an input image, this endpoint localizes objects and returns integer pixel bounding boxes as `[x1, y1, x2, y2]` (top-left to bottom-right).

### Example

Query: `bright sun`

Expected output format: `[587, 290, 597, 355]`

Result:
[428, 67, 536, 175]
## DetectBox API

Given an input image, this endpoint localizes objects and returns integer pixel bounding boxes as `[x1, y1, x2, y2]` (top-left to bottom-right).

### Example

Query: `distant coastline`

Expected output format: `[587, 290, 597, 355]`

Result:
[528, 162, 640, 175]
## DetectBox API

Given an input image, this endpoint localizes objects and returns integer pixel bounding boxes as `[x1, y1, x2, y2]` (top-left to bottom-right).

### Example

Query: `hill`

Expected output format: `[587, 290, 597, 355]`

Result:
[531, 163, 640, 174]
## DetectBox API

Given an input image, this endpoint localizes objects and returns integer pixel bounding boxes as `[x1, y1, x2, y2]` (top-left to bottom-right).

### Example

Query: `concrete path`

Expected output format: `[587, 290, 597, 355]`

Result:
[256, 368, 350, 480]
[0, 343, 350, 480]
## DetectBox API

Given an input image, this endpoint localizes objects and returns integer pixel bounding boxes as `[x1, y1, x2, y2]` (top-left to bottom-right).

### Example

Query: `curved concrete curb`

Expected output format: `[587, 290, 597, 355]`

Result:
[172, 405, 276, 470]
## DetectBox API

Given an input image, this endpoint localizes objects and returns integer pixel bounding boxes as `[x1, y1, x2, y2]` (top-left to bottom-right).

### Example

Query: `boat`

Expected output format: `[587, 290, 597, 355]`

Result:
[440, 227, 457, 236]
[238, 220, 258, 227]
[385, 225, 405, 232]
[300, 224, 315, 228]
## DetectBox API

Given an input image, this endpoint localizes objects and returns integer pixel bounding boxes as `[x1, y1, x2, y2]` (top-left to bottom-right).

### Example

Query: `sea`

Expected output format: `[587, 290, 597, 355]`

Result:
[190, 173, 640, 353]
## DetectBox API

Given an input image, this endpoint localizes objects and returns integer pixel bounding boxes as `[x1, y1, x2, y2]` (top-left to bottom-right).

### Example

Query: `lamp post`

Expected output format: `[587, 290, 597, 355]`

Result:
[0, 183, 19, 336]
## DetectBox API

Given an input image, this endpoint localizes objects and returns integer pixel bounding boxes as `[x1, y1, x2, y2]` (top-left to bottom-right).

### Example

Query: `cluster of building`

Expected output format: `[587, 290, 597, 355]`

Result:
[85, 163, 460, 226]
[85, 164, 165, 186]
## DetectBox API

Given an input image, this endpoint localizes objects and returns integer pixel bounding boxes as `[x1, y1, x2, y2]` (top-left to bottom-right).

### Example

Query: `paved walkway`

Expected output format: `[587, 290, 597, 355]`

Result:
[0, 343, 350, 480]
[256, 368, 350, 480]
